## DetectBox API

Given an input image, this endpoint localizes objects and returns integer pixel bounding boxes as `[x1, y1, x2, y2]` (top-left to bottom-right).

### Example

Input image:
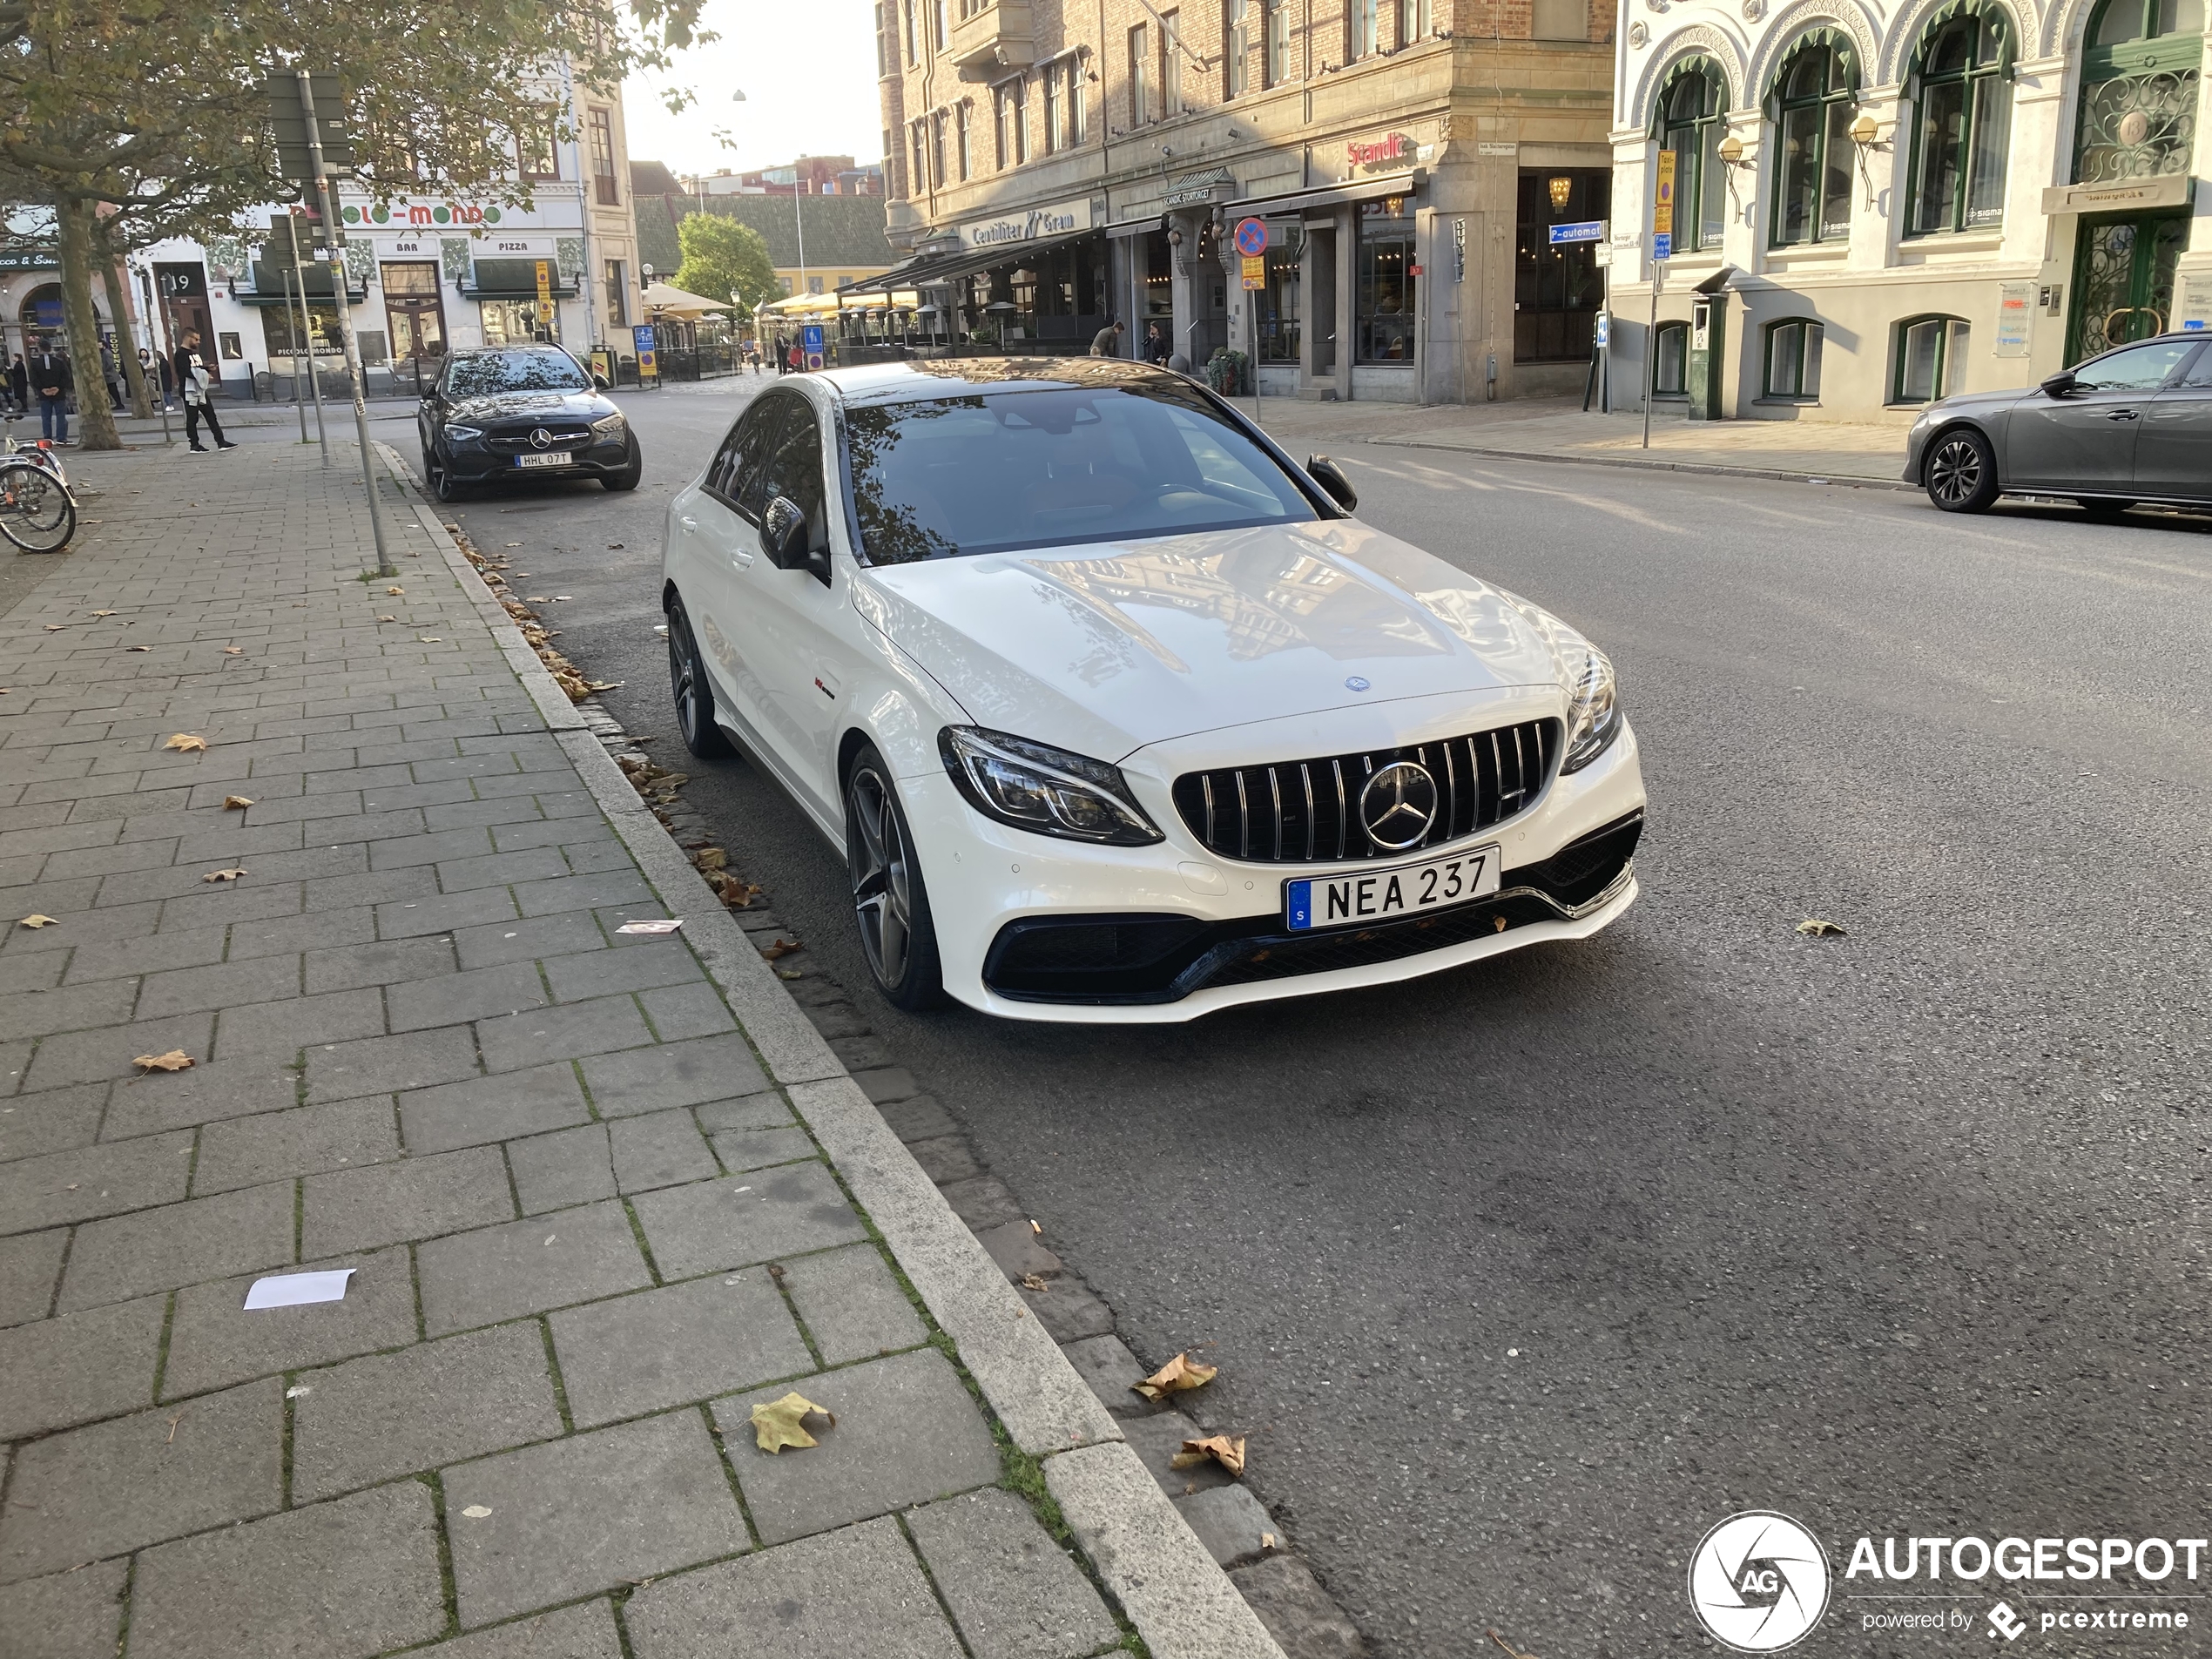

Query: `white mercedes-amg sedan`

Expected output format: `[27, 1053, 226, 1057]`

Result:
[660, 359, 1643, 1022]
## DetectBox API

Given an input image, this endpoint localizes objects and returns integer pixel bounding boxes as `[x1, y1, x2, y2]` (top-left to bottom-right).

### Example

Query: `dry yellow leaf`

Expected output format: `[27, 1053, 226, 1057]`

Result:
[202, 867, 248, 883]
[691, 847, 727, 870]
[377, 615, 395, 622]
[386, 586, 405, 595]
[1134, 1352, 1218, 1401]
[17, 914, 57, 928]
[750, 1392, 834, 1453]
[1170, 1434, 1246, 1477]
[222, 646, 243, 656]
[1796, 919, 1848, 938]
[92, 610, 115, 617]
[760, 937, 802, 961]
[221, 795, 253, 811]
[42, 623, 64, 631]
[133, 1050, 196, 1073]
[163, 734, 208, 753]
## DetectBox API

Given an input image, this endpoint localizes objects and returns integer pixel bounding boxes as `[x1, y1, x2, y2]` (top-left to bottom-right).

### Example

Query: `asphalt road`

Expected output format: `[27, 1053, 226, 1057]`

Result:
[428, 381, 2212, 1658]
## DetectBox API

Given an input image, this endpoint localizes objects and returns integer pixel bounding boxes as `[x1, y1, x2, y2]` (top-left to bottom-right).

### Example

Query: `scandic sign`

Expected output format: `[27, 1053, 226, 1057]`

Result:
[1347, 133, 1413, 168]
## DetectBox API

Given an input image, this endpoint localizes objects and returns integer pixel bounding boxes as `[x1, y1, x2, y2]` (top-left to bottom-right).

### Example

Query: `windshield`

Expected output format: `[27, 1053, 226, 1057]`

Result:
[843, 384, 1318, 562]
[446, 350, 589, 397]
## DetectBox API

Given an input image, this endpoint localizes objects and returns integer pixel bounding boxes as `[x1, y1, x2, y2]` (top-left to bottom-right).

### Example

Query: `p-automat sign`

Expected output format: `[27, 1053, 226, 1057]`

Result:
[958, 198, 1094, 250]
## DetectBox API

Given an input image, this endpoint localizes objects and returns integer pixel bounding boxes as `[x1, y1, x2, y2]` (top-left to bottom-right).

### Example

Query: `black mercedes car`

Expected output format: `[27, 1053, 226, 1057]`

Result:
[417, 346, 642, 502]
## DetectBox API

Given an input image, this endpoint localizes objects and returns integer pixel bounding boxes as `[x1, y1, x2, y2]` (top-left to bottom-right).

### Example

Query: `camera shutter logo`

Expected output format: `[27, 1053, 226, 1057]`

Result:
[1688, 1512, 1831, 1653]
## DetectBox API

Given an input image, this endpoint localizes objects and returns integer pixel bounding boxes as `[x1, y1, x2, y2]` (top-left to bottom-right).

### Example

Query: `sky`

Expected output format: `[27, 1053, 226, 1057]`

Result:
[622, 0, 886, 179]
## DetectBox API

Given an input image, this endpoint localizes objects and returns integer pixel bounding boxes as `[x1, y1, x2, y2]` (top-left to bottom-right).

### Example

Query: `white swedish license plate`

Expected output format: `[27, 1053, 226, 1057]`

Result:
[514, 451, 574, 469]
[1285, 844, 1501, 932]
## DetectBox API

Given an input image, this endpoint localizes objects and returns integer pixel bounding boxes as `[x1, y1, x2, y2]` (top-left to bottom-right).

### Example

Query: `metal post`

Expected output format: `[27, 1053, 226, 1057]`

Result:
[287, 215, 329, 458]
[297, 70, 393, 577]
[1642, 260, 1659, 450]
[1249, 293, 1262, 424]
[793, 185, 808, 295]
[134, 266, 173, 445]
[280, 264, 312, 445]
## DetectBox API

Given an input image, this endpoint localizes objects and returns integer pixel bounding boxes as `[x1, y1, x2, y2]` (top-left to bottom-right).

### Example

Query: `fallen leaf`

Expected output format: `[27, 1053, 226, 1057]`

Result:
[133, 1050, 196, 1073]
[202, 867, 248, 883]
[1021, 1272, 1050, 1292]
[17, 914, 57, 928]
[761, 937, 802, 961]
[163, 733, 207, 752]
[416, 636, 442, 644]
[1170, 1433, 1246, 1476]
[125, 645, 151, 651]
[751, 1392, 833, 1453]
[377, 614, 395, 622]
[386, 585, 405, 595]
[1134, 1352, 1218, 1400]
[221, 795, 253, 811]
[222, 646, 243, 656]
[692, 847, 728, 870]
[460, 1505, 493, 1519]
[1261, 1531, 1278, 1549]
[42, 623, 64, 631]
[525, 597, 549, 604]
[91, 610, 115, 617]
[1796, 918, 1848, 937]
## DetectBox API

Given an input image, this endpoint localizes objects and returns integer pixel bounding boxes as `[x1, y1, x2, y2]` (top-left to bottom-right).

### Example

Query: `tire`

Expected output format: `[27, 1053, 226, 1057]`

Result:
[845, 745, 946, 1011]
[602, 441, 643, 492]
[426, 447, 468, 503]
[664, 594, 733, 760]
[2077, 497, 2135, 520]
[0, 461, 74, 552]
[1924, 427, 2000, 514]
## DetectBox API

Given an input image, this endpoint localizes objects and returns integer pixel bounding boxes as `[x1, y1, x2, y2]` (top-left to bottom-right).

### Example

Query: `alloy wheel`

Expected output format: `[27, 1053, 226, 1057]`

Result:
[1928, 436, 1983, 506]
[847, 765, 914, 991]
[668, 621, 705, 749]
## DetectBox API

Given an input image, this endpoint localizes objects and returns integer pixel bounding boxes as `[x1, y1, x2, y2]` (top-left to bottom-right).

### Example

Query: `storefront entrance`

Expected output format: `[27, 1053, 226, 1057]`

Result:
[2067, 213, 2186, 363]
[381, 262, 446, 369]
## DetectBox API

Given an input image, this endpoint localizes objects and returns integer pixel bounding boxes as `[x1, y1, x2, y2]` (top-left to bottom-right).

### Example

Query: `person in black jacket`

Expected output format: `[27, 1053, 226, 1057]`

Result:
[29, 347, 71, 442]
[172, 331, 234, 451]
[3, 354, 22, 414]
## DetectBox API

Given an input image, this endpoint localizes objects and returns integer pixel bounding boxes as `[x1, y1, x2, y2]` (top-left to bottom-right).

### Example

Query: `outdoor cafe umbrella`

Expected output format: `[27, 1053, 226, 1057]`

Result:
[637, 281, 730, 319]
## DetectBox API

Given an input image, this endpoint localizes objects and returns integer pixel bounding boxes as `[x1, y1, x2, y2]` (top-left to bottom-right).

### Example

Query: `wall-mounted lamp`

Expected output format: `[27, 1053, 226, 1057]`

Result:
[1547, 175, 1573, 212]
[1848, 111, 1887, 207]
[1716, 133, 1745, 166]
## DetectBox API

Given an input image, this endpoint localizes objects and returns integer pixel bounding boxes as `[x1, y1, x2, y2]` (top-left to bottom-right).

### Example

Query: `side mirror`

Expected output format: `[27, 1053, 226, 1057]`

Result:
[1307, 455, 1359, 513]
[763, 495, 812, 570]
[2040, 371, 2078, 399]
[592, 371, 611, 390]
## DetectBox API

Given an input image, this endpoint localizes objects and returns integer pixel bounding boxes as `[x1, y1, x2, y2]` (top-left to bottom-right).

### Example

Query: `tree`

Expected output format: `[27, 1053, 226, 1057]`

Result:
[672, 213, 779, 324]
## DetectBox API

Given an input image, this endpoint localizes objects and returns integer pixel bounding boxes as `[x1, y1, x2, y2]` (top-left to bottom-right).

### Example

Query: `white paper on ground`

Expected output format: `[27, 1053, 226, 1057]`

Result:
[243, 1268, 355, 1310]
[617, 919, 685, 934]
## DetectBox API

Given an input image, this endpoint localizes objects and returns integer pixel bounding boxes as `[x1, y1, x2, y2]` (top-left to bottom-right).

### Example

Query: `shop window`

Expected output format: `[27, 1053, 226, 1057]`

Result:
[1893, 315, 1970, 401]
[1162, 10, 1184, 112]
[1257, 225, 1303, 362]
[1653, 321, 1689, 395]
[1764, 317, 1824, 398]
[1532, 0, 1588, 38]
[1130, 24, 1150, 124]
[1656, 57, 1728, 253]
[260, 303, 342, 357]
[1265, 0, 1289, 84]
[589, 108, 620, 207]
[1769, 37, 1857, 246]
[481, 300, 559, 347]
[1225, 0, 1251, 96]
[1350, 0, 1379, 59]
[1355, 199, 1415, 364]
[2074, 0, 2202, 183]
[1514, 168, 1609, 362]
[1906, 8, 2012, 234]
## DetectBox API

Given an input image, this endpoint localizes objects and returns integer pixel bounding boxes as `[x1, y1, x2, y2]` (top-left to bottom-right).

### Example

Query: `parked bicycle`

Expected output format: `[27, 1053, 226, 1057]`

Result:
[0, 415, 76, 552]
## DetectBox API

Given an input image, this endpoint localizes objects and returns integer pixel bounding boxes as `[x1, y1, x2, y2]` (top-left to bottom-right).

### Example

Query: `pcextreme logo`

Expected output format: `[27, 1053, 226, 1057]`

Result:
[1689, 1512, 1833, 1652]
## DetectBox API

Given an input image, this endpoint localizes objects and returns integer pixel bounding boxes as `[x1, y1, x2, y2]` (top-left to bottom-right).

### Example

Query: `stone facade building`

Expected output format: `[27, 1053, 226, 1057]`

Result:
[860, 0, 1622, 401]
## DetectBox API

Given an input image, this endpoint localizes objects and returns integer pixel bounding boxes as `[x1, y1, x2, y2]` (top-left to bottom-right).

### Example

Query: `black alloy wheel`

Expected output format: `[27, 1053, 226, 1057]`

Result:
[1925, 428, 2000, 514]
[602, 440, 643, 492]
[425, 447, 466, 503]
[845, 745, 945, 1010]
[665, 595, 733, 759]
[2077, 497, 2136, 521]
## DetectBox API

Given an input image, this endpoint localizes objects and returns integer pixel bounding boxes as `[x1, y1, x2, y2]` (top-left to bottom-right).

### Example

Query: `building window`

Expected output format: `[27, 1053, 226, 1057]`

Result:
[1764, 317, 1824, 397]
[1265, 0, 1289, 84]
[1514, 169, 1610, 361]
[1532, 0, 1588, 39]
[903, 0, 916, 64]
[876, 3, 891, 75]
[933, 0, 948, 51]
[1769, 37, 1858, 246]
[956, 102, 973, 178]
[588, 108, 619, 206]
[931, 110, 948, 185]
[1162, 10, 1184, 112]
[1653, 320, 1689, 394]
[1072, 59, 1088, 144]
[1354, 199, 1415, 363]
[480, 300, 558, 347]
[1350, 0, 1378, 59]
[1893, 315, 1970, 401]
[1397, 0, 1430, 47]
[604, 259, 627, 327]
[517, 128, 559, 182]
[1225, 0, 1251, 96]
[2074, 0, 2202, 185]
[1130, 24, 1150, 123]
[1042, 66, 1060, 152]
[911, 121, 927, 193]
[1656, 58, 1728, 253]
[1906, 9, 2012, 234]
[1258, 222, 1303, 361]
[807, 275, 825, 293]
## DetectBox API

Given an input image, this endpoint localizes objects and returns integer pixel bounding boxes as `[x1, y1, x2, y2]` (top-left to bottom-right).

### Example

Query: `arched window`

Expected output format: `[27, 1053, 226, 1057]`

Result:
[1653, 320, 1690, 395]
[2074, 0, 2203, 182]
[1763, 315, 1824, 397]
[1906, 4, 2013, 234]
[1893, 314, 1972, 401]
[1769, 35, 1858, 246]
[1656, 58, 1729, 253]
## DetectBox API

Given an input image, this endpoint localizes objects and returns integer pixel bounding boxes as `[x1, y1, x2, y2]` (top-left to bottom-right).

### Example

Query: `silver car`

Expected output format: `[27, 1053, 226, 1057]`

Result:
[1903, 332, 2212, 517]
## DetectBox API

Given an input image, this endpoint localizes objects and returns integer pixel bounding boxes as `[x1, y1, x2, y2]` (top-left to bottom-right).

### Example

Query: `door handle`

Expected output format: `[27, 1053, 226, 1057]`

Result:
[732, 548, 754, 568]
[2107, 408, 2141, 421]
[678, 515, 698, 531]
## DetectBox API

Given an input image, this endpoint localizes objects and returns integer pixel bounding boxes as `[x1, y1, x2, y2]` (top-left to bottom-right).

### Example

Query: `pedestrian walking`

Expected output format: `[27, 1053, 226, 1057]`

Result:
[1089, 320, 1124, 357]
[138, 347, 172, 408]
[8, 354, 27, 415]
[172, 330, 235, 452]
[30, 347, 71, 442]
[99, 339, 125, 410]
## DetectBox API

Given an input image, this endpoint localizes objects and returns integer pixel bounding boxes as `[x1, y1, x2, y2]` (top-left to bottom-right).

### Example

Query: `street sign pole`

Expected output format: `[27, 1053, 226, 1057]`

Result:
[1234, 219, 1267, 425]
[295, 70, 393, 577]
[280, 262, 310, 447]
[286, 213, 328, 460]
[1645, 150, 1676, 452]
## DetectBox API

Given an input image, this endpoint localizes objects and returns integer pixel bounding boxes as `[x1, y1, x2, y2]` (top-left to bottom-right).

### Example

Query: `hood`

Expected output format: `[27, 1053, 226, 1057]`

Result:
[1917, 385, 2034, 422]
[853, 520, 1574, 761]
[447, 389, 612, 424]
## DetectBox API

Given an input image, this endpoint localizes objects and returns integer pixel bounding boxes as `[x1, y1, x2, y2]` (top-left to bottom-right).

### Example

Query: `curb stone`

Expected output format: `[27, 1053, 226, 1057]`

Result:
[1370, 435, 1915, 490]
[374, 443, 1285, 1659]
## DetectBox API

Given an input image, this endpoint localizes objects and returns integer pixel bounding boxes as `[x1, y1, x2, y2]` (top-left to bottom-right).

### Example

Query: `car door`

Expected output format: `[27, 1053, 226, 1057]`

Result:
[678, 396, 786, 745]
[2005, 338, 2200, 491]
[2134, 340, 2212, 501]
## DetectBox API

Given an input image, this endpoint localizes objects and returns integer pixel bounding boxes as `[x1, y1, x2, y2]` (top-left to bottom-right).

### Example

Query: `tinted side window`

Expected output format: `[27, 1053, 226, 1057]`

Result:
[735, 399, 798, 520]
[2075, 340, 2198, 392]
[703, 416, 748, 502]
[2176, 342, 2212, 388]
[761, 402, 826, 544]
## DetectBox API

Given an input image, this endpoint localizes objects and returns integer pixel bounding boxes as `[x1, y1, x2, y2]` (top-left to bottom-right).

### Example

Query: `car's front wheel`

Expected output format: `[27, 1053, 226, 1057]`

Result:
[425, 447, 467, 503]
[603, 441, 643, 492]
[845, 745, 944, 1010]
[1925, 427, 1999, 514]
[665, 595, 732, 760]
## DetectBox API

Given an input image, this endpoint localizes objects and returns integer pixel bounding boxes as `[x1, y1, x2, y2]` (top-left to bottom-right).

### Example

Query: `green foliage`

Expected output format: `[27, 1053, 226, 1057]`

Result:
[672, 213, 780, 322]
[1204, 347, 1252, 395]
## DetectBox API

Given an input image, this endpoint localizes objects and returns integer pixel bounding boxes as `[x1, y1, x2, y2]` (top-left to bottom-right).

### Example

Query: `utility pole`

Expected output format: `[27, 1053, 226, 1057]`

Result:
[292, 70, 393, 577]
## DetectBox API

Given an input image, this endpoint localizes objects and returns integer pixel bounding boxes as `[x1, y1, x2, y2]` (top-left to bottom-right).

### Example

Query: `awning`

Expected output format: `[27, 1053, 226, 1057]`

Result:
[1770, 26, 1858, 99]
[638, 280, 731, 317]
[239, 260, 366, 307]
[462, 257, 580, 301]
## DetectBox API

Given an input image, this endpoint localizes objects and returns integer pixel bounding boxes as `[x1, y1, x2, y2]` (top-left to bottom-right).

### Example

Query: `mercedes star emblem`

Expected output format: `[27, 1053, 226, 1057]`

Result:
[529, 428, 552, 448]
[1359, 760, 1439, 851]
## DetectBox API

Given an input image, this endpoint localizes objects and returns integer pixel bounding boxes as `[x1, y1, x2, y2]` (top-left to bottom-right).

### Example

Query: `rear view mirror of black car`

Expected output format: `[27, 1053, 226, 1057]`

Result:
[2040, 371, 2079, 398]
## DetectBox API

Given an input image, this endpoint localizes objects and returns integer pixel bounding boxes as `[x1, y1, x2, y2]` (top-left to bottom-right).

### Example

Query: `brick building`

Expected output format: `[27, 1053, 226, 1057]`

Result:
[854, 0, 1617, 401]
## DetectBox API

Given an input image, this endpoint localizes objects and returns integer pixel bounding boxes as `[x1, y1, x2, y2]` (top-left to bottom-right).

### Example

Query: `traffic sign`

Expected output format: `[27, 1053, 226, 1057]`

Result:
[266, 72, 354, 179]
[1240, 254, 1265, 291]
[535, 260, 552, 312]
[801, 322, 826, 370]
[1653, 233, 1673, 261]
[1548, 220, 1606, 245]
[1653, 149, 1676, 242]
[632, 322, 658, 379]
[1594, 312, 1610, 349]
[1233, 217, 1268, 258]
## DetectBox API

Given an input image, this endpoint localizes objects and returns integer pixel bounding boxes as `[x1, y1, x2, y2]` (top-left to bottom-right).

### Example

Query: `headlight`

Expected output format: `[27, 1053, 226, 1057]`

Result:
[591, 411, 627, 438]
[444, 423, 485, 442]
[1559, 646, 1622, 774]
[938, 726, 1163, 846]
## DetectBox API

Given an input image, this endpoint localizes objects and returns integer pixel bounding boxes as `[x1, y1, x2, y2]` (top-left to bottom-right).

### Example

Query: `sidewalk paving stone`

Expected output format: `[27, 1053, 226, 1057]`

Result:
[415, 1598, 624, 1659]
[710, 1349, 1001, 1546]
[161, 1246, 418, 1399]
[550, 1272, 812, 1426]
[476, 994, 653, 1072]
[578, 1032, 770, 1118]
[708, 1123, 817, 1173]
[303, 934, 456, 994]
[389, 960, 549, 1031]
[608, 1108, 718, 1192]
[215, 988, 387, 1062]
[126, 1480, 445, 1659]
[0, 1377, 282, 1582]
[0, 1078, 107, 1162]
[416, 1199, 652, 1336]
[306, 1024, 481, 1103]
[57, 1179, 294, 1312]
[97, 1055, 300, 1139]
[443, 1407, 750, 1627]
[779, 1242, 927, 1366]
[631, 1161, 865, 1281]
[292, 1321, 563, 1501]
[301, 1143, 513, 1256]
[20, 1011, 212, 1093]
[640, 981, 739, 1041]
[907, 1488, 1122, 1659]
[506, 1123, 617, 1214]
[399, 1062, 591, 1154]
[0, 1227, 66, 1327]
[0, 1556, 127, 1659]
[0, 1291, 165, 1440]
[192, 1096, 401, 1193]
[694, 1094, 796, 1134]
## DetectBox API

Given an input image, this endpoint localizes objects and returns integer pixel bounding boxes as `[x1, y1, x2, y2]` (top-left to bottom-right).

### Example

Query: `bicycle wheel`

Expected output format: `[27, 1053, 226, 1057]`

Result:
[0, 462, 74, 552]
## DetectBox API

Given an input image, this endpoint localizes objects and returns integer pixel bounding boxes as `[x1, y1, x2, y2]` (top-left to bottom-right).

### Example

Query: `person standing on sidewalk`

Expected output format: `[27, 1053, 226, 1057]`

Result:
[172, 330, 235, 451]
[1089, 320, 1124, 357]
[8, 354, 28, 415]
[30, 347, 71, 442]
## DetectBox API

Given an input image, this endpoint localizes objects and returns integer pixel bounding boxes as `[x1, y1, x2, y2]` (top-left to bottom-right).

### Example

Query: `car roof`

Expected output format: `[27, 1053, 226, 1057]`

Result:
[812, 357, 1198, 409]
[448, 345, 570, 357]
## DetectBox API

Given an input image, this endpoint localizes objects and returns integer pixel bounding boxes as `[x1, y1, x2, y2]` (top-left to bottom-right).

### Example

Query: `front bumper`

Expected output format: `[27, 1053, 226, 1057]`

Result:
[447, 435, 632, 482]
[902, 711, 1647, 1022]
